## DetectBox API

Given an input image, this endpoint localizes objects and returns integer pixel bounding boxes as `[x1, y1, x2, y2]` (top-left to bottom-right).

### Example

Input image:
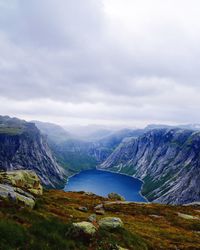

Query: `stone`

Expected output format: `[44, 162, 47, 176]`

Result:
[72, 222, 97, 236]
[0, 184, 35, 208]
[98, 217, 124, 229]
[117, 245, 129, 250]
[94, 204, 104, 210]
[149, 214, 163, 218]
[95, 209, 105, 215]
[177, 212, 199, 220]
[88, 214, 97, 223]
[78, 206, 88, 212]
[0, 170, 43, 196]
[108, 192, 125, 201]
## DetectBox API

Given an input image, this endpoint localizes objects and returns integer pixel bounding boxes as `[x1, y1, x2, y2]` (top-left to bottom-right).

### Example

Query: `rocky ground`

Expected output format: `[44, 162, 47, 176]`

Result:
[0, 185, 200, 249]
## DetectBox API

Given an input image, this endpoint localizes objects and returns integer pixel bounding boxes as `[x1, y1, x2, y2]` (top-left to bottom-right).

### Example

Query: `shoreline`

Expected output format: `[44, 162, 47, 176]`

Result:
[64, 167, 149, 203]
[96, 167, 149, 203]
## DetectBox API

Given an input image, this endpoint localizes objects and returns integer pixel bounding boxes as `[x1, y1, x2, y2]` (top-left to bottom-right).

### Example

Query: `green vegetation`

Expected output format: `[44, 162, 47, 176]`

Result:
[119, 165, 137, 176]
[0, 127, 23, 135]
[55, 151, 97, 173]
[142, 172, 175, 200]
[0, 190, 200, 249]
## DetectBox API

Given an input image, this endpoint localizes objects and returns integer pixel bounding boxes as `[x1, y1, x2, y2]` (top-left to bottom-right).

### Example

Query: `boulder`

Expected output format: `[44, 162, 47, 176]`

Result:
[0, 184, 35, 208]
[178, 212, 199, 220]
[72, 222, 97, 236]
[95, 209, 105, 215]
[99, 217, 124, 229]
[88, 214, 97, 223]
[78, 206, 88, 212]
[108, 192, 125, 201]
[0, 170, 43, 196]
[0, 170, 43, 208]
[94, 204, 104, 210]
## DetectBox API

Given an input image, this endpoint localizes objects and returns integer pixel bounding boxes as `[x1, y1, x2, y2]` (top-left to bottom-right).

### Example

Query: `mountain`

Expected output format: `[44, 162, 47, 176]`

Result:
[34, 121, 144, 174]
[33, 121, 71, 144]
[145, 123, 200, 131]
[63, 124, 114, 141]
[100, 128, 200, 205]
[0, 116, 66, 187]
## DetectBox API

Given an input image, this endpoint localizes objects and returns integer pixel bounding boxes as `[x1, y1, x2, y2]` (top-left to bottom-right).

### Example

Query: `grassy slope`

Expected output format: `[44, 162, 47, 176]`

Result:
[0, 190, 200, 249]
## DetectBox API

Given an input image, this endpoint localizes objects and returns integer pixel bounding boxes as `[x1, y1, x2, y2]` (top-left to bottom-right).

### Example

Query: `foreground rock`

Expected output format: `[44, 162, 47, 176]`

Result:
[95, 209, 105, 215]
[0, 170, 43, 195]
[178, 212, 199, 220]
[77, 206, 88, 212]
[108, 192, 125, 201]
[88, 214, 97, 223]
[0, 184, 35, 208]
[72, 222, 97, 236]
[99, 217, 124, 229]
[0, 170, 43, 208]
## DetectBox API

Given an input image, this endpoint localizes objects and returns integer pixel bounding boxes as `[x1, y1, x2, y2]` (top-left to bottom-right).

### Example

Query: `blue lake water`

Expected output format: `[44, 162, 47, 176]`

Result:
[64, 169, 146, 202]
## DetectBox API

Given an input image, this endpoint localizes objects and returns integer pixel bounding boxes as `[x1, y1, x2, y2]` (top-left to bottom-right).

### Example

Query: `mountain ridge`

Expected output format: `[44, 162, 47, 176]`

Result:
[100, 128, 200, 204]
[0, 116, 66, 188]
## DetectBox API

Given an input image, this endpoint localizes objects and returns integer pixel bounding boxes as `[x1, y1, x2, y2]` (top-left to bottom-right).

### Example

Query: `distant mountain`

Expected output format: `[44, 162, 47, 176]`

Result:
[33, 121, 71, 144]
[0, 116, 66, 187]
[64, 124, 115, 141]
[144, 124, 174, 130]
[178, 124, 200, 130]
[145, 123, 200, 131]
[35, 121, 144, 174]
[97, 129, 144, 149]
[100, 128, 200, 204]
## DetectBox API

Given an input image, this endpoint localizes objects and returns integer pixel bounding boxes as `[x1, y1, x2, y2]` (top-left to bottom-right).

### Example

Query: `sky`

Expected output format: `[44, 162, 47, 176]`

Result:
[0, 0, 200, 128]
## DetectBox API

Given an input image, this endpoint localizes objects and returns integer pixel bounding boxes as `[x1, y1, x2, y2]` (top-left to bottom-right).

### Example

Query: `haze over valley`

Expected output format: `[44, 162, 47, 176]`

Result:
[0, 1, 200, 249]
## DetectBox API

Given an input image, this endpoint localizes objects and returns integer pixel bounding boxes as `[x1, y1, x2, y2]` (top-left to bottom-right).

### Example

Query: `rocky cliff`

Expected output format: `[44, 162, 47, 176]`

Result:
[0, 116, 65, 187]
[100, 128, 200, 205]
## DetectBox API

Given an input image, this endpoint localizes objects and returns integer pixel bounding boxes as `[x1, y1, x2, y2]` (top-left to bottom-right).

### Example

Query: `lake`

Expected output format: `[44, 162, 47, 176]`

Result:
[64, 169, 146, 202]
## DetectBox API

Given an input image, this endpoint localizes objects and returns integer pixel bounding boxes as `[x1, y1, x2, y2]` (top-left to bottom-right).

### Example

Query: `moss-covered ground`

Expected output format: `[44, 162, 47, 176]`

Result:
[0, 190, 200, 249]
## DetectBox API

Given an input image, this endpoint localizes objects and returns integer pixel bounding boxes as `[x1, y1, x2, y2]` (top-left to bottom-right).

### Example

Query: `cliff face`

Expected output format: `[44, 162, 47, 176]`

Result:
[47, 128, 145, 174]
[0, 116, 65, 188]
[100, 128, 200, 205]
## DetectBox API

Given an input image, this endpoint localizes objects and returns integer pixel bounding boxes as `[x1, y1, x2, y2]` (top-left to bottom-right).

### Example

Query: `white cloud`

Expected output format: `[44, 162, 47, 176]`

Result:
[0, 0, 200, 127]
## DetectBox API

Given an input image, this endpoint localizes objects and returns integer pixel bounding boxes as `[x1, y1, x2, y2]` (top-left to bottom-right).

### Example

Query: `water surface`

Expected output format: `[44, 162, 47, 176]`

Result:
[64, 169, 146, 202]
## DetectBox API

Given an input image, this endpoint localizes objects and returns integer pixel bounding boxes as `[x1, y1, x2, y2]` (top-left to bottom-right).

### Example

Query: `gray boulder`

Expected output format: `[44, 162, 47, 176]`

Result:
[0, 184, 35, 208]
[72, 222, 97, 236]
[98, 217, 124, 229]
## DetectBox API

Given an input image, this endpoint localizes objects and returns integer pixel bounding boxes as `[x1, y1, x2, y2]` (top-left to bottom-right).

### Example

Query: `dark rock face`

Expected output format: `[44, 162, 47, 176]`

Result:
[0, 116, 65, 188]
[100, 128, 200, 205]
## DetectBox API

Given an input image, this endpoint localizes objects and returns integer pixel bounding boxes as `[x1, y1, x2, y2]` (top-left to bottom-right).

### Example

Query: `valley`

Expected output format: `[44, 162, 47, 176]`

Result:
[0, 116, 200, 249]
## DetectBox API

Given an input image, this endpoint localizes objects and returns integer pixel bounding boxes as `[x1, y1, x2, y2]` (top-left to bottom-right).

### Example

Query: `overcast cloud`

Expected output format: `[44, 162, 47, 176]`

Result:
[0, 0, 200, 127]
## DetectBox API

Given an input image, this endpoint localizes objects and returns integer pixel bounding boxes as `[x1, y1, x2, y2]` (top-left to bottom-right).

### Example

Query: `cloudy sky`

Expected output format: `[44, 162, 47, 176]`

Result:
[0, 0, 200, 128]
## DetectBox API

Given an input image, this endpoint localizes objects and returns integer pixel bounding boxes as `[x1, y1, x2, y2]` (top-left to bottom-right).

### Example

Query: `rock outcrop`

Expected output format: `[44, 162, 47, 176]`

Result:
[100, 128, 200, 205]
[0, 170, 43, 208]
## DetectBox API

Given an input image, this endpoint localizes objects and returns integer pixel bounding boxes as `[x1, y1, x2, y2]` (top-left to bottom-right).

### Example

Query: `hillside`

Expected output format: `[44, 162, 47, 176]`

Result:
[35, 121, 145, 174]
[0, 116, 66, 188]
[0, 189, 200, 249]
[100, 128, 200, 205]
